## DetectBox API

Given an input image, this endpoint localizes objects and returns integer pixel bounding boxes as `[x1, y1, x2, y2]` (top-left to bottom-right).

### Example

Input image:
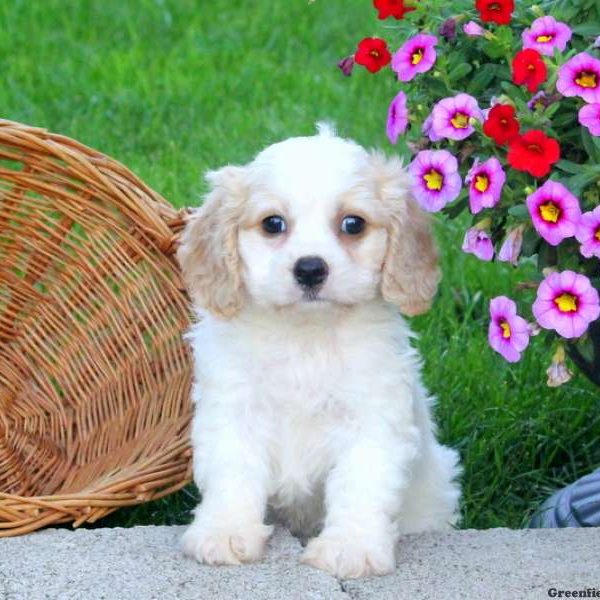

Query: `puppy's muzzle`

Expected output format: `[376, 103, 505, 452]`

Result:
[293, 256, 329, 289]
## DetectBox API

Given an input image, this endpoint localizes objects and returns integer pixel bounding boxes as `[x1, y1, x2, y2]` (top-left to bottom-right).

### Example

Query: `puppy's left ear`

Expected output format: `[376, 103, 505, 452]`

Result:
[369, 152, 441, 316]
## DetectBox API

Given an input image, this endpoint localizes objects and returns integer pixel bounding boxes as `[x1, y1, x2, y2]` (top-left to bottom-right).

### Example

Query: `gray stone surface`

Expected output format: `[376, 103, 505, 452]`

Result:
[0, 525, 598, 600]
[345, 528, 600, 600]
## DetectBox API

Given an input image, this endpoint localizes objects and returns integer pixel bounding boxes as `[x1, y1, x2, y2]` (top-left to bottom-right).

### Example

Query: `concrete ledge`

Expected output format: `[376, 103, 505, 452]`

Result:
[0, 526, 598, 599]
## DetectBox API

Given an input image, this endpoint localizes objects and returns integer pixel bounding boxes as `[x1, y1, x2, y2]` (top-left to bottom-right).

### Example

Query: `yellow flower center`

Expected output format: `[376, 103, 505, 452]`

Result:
[451, 112, 470, 129]
[500, 321, 511, 339]
[536, 34, 553, 43]
[554, 293, 578, 313]
[474, 175, 489, 193]
[539, 202, 560, 223]
[596, 227, 600, 242]
[369, 49, 381, 59]
[424, 169, 443, 191]
[411, 49, 424, 65]
[576, 71, 598, 89]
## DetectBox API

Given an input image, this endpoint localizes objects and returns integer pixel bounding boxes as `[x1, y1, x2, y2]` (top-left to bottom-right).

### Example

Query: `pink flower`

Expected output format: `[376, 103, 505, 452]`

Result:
[392, 34, 438, 82]
[422, 114, 442, 142]
[557, 52, 600, 104]
[386, 90, 409, 144]
[526, 181, 581, 246]
[463, 21, 486, 37]
[498, 224, 525, 265]
[578, 103, 600, 137]
[462, 227, 494, 261]
[429, 94, 483, 141]
[466, 157, 505, 214]
[439, 18, 458, 42]
[546, 346, 573, 387]
[337, 55, 355, 76]
[533, 271, 600, 339]
[488, 296, 530, 362]
[527, 90, 556, 112]
[521, 16, 572, 56]
[408, 150, 462, 212]
[576, 206, 600, 259]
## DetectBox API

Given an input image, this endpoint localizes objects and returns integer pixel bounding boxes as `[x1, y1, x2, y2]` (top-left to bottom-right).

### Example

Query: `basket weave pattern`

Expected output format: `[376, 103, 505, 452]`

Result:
[0, 120, 193, 536]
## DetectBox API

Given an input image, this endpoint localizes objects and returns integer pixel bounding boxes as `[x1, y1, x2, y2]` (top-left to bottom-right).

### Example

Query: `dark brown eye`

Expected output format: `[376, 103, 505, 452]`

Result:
[262, 215, 287, 235]
[341, 215, 366, 235]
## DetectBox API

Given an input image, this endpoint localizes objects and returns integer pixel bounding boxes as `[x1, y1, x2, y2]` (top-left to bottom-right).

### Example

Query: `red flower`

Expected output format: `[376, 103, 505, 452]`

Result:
[354, 38, 392, 73]
[373, 0, 415, 20]
[483, 104, 520, 145]
[508, 130, 561, 178]
[512, 49, 547, 93]
[475, 0, 514, 25]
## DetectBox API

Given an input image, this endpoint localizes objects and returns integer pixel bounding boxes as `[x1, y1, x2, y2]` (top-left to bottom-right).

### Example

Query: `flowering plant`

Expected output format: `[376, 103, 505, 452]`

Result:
[339, 0, 600, 387]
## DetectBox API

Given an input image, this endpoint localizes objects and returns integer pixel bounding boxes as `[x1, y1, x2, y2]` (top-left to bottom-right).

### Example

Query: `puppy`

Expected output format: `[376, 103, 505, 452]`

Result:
[177, 124, 460, 579]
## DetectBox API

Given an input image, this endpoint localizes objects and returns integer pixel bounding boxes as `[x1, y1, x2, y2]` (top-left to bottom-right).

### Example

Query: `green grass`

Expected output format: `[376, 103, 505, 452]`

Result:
[2, 0, 598, 531]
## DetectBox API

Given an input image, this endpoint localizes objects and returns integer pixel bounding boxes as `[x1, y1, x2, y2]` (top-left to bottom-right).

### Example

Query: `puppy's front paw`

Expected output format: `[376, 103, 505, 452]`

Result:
[301, 532, 395, 579]
[182, 522, 273, 566]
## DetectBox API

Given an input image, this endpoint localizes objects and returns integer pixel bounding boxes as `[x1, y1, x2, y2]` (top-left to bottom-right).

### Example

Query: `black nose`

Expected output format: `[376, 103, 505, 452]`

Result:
[293, 256, 329, 288]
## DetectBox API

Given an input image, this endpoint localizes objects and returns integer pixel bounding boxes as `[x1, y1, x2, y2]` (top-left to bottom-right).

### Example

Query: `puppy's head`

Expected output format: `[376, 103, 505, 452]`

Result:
[177, 124, 440, 318]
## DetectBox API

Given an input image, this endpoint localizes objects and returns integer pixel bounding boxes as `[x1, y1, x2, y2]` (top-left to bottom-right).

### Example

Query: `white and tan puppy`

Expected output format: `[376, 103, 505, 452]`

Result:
[177, 124, 460, 579]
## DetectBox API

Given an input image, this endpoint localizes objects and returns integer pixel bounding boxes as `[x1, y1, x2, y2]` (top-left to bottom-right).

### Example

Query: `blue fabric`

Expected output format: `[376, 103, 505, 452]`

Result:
[529, 468, 600, 528]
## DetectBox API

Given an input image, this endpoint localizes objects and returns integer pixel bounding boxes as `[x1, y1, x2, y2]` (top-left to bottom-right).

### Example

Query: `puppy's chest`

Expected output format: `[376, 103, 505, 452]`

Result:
[247, 335, 355, 416]
[247, 339, 354, 495]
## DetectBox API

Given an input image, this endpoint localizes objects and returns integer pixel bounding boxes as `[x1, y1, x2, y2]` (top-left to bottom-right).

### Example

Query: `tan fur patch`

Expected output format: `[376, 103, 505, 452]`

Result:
[177, 166, 247, 318]
[367, 152, 440, 316]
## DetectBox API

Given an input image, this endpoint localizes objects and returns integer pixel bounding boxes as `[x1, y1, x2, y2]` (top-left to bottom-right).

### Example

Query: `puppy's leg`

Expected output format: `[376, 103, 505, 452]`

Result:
[182, 395, 273, 566]
[301, 421, 420, 579]
[396, 441, 461, 534]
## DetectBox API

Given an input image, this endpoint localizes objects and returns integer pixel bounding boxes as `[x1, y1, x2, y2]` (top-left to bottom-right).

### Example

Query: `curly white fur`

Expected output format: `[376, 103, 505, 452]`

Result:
[178, 125, 461, 579]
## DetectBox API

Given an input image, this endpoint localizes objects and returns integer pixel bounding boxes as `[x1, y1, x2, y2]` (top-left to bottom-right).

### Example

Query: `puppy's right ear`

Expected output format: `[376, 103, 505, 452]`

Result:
[177, 166, 247, 319]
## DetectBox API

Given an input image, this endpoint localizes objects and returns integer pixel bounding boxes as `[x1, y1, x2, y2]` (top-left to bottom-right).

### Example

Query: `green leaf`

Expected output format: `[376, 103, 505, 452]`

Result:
[556, 159, 585, 175]
[543, 0, 582, 21]
[521, 227, 540, 258]
[552, 111, 578, 128]
[565, 171, 600, 196]
[508, 204, 529, 219]
[581, 129, 600, 162]
[494, 26, 514, 47]
[500, 80, 526, 101]
[512, 97, 529, 114]
[544, 103, 561, 119]
[481, 39, 506, 60]
[537, 242, 558, 270]
[446, 51, 468, 72]
[571, 22, 600, 37]
[442, 197, 468, 219]
[448, 63, 473, 83]
[467, 64, 497, 96]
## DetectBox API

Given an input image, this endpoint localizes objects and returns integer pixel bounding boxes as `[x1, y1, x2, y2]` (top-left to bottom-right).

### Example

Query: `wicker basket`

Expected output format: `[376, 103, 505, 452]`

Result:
[0, 119, 194, 536]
